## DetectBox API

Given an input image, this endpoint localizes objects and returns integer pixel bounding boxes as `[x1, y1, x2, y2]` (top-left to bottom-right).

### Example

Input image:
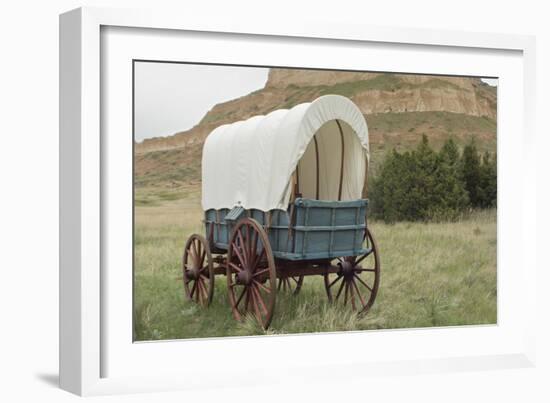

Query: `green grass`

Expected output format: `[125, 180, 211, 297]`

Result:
[133, 195, 497, 341]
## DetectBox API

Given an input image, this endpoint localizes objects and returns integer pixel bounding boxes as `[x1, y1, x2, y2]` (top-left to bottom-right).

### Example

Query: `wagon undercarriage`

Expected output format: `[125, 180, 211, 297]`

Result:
[182, 216, 380, 329]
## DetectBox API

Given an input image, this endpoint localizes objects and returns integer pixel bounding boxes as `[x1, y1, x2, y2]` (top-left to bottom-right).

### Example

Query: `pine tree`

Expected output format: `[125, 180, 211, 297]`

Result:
[431, 138, 469, 219]
[461, 137, 482, 207]
[479, 151, 497, 208]
[439, 137, 460, 168]
[370, 135, 470, 222]
[412, 135, 438, 219]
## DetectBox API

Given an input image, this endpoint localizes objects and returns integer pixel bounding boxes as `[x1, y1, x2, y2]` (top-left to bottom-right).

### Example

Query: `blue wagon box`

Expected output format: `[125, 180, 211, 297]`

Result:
[205, 198, 369, 261]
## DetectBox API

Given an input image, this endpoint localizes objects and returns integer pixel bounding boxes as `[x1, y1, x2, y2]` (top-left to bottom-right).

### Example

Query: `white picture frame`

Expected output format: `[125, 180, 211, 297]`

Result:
[59, 6, 537, 396]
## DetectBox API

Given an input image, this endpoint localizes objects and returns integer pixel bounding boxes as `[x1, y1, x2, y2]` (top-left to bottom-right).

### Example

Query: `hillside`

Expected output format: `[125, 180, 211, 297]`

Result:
[134, 68, 497, 194]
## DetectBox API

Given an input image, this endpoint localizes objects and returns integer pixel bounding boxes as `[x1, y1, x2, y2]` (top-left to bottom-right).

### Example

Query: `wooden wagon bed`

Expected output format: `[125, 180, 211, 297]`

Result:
[205, 198, 369, 261]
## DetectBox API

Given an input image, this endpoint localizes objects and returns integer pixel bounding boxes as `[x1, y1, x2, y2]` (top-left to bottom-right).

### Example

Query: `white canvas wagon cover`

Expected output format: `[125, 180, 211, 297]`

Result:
[201, 95, 369, 212]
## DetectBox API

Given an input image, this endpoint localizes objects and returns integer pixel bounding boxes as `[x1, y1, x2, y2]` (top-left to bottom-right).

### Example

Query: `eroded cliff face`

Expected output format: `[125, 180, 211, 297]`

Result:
[265, 69, 496, 117]
[265, 69, 380, 88]
[135, 68, 496, 156]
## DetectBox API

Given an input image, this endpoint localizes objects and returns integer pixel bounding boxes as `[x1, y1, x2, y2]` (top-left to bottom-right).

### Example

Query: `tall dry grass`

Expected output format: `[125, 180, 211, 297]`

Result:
[134, 192, 496, 341]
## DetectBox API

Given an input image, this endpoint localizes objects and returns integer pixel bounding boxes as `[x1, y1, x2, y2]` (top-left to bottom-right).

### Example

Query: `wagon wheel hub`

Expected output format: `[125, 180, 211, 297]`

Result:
[236, 269, 253, 285]
[185, 266, 202, 280]
[339, 260, 356, 279]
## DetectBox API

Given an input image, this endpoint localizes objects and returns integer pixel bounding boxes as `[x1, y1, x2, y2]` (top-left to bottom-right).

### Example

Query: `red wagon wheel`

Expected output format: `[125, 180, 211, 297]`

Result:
[182, 234, 214, 306]
[227, 218, 277, 329]
[324, 227, 380, 315]
[277, 275, 304, 295]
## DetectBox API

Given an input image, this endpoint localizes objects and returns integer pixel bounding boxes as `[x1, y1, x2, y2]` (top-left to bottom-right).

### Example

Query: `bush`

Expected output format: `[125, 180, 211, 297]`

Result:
[370, 136, 495, 222]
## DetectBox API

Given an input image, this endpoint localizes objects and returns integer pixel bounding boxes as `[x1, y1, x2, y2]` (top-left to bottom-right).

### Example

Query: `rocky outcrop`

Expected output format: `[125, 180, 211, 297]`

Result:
[136, 68, 496, 155]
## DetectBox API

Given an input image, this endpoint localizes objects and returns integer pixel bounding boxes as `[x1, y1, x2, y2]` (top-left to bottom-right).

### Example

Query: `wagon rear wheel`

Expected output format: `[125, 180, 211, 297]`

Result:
[183, 234, 214, 306]
[324, 227, 380, 315]
[277, 275, 304, 295]
[227, 218, 277, 329]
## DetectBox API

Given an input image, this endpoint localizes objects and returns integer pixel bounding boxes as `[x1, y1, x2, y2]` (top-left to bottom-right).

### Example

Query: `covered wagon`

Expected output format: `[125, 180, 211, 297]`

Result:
[182, 94, 380, 329]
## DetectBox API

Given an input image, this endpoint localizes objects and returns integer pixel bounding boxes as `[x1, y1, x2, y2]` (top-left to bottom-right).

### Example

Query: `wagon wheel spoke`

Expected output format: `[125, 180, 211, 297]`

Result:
[193, 239, 202, 266]
[354, 250, 374, 267]
[249, 290, 263, 323]
[195, 278, 204, 304]
[327, 274, 343, 289]
[243, 288, 251, 313]
[199, 249, 206, 268]
[253, 279, 271, 294]
[191, 240, 200, 263]
[351, 278, 367, 308]
[194, 280, 200, 303]
[343, 281, 350, 306]
[249, 226, 258, 264]
[200, 278, 209, 303]
[353, 273, 373, 292]
[335, 278, 346, 301]
[251, 285, 269, 317]
[232, 237, 247, 268]
[200, 279, 209, 304]
[349, 281, 357, 311]
[253, 266, 269, 278]
[236, 229, 248, 266]
[251, 247, 266, 273]
[197, 240, 203, 264]
[228, 262, 243, 273]
[235, 287, 247, 307]
[190, 280, 198, 299]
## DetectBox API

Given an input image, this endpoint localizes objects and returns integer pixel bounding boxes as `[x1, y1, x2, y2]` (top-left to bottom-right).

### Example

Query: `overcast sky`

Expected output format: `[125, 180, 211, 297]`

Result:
[134, 62, 269, 142]
[134, 62, 498, 142]
[481, 78, 498, 86]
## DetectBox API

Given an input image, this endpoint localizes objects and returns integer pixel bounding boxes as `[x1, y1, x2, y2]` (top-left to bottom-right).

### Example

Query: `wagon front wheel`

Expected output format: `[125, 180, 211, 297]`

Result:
[227, 218, 277, 329]
[324, 227, 380, 315]
[183, 234, 214, 306]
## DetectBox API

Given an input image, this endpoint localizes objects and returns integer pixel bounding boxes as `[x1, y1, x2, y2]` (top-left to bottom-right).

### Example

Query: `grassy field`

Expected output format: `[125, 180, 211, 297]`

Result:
[133, 189, 497, 341]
